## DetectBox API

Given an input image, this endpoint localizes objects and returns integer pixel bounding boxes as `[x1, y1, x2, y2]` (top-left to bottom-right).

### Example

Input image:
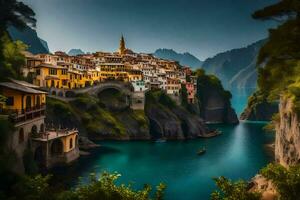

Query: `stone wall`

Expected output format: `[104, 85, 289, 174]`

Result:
[9, 117, 45, 173]
[131, 91, 145, 110]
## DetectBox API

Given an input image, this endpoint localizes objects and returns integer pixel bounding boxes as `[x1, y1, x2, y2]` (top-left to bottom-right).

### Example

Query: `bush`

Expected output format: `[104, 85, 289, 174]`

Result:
[260, 163, 300, 200]
[10, 172, 166, 200]
[211, 176, 261, 200]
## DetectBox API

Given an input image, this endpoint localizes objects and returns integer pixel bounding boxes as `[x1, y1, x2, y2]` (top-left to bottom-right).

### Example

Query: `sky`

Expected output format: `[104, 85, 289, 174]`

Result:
[22, 0, 278, 60]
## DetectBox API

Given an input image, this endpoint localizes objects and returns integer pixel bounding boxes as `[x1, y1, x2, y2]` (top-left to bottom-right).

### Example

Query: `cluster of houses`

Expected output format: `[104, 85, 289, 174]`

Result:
[23, 36, 197, 104]
[0, 36, 199, 173]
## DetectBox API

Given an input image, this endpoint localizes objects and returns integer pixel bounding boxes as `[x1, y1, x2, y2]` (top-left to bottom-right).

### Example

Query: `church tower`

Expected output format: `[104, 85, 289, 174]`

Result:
[119, 35, 126, 55]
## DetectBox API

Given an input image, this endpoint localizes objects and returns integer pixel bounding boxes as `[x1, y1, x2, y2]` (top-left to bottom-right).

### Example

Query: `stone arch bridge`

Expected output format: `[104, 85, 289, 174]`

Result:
[48, 81, 145, 110]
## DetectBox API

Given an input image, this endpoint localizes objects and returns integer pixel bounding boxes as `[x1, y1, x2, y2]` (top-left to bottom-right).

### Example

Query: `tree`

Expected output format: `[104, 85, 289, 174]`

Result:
[211, 176, 261, 200]
[0, 0, 36, 34]
[252, 0, 300, 100]
[0, 33, 27, 80]
[0, 0, 36, 80]
[9, 172, 166, 200]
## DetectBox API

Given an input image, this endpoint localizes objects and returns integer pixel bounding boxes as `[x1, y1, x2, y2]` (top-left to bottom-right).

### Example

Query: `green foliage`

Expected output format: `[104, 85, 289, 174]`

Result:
[145, 90, 177, 109]
[181, 84, 188, 108]
[23, 149, 38, 175]
[263, 113, 280, 132]
[46, 97, 77, 126]
[10, 172, 165, 200]
[13, 175, 53, 200]
[0, 33, 27, 81]
[251, 0, 300, 108]
[260, 163, 300, 200]
[0, 0, 36, 80]
[211, 176, 261, 200]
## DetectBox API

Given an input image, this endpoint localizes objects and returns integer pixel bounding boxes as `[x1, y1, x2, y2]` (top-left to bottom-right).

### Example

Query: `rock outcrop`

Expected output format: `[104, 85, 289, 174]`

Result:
[275, 96, 300, 167]
[249, 174, 277, 200]
[145, 91, 209, 139]
[201, 90, 239, 124]
[196, 71, 239, 124]
[240, 101, 278, 121]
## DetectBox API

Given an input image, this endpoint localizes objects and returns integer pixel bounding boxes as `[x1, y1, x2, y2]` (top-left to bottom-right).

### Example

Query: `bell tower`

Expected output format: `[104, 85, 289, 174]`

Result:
[119, 35, 126, 55]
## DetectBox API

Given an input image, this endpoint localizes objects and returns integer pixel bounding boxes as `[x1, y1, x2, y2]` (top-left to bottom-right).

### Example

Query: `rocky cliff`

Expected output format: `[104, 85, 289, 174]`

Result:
[240, 91, 278, 121]
[275, 96, 300, 167]
[46, 95, 150, 140]
[46, 89, 212, 140]
[145, 90, 208, 139]
[196, 70, 239, 124]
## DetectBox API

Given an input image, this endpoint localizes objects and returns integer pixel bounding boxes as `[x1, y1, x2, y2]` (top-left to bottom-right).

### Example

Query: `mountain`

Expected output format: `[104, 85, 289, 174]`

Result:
[202, 39, 266, 89]
[153, 49, 203, 69]
[7, 26, 49, 54]
[68, 49, 85, 56]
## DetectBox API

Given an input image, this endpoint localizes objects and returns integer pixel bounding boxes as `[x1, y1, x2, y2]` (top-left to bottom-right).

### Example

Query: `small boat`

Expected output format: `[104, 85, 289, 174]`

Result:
[155, 138, 166, 143]
[197, 148, 206, 155]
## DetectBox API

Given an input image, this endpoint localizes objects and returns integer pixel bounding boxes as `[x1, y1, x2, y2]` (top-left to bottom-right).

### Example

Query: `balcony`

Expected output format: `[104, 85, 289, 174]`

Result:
[0, 104, 46, 123]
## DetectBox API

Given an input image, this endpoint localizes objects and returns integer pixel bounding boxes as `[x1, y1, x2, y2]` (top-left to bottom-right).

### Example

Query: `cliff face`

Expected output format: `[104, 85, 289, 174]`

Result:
[240, 101, 278, 121]
[240, 91, 278, 121]
[275, 97, 300, 167]
[145, 91, 208, 139]
[201, 89, 238, 124]
[46, 96, 150, 140]
[196, 71, 239, 124]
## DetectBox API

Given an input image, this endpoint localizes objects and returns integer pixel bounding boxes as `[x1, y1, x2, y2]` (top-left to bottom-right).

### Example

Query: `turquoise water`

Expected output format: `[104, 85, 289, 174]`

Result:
[57, 122, 274, 200]
[230, 87, 256, 115]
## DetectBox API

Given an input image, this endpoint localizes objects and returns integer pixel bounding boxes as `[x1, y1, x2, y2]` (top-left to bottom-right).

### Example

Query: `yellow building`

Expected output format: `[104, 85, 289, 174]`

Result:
[0, 81, 46, 116]
[128, 69, 143, 81]
[33, 63, 69, 89]
[99, 63, 129, 81]
[31, 128, 79, 169]
[0, 81, 47, 173]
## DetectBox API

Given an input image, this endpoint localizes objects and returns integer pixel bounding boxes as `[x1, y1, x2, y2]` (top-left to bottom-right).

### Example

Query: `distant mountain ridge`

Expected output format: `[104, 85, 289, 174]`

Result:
[202, 39, 266, 89]
[68, 49, 85, 56]
[153, 48, 203, 69]
[7, 26, 49, 54]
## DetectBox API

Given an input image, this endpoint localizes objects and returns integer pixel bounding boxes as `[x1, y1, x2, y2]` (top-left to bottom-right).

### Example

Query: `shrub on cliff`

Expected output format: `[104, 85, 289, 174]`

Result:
[211, 176, 261, 200]
[260, 163, 300, 200]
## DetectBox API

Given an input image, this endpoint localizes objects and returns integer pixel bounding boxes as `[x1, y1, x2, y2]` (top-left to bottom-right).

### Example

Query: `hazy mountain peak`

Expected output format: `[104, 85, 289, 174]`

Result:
[68, 49, 85, 56]
[153, 48, 203, 69]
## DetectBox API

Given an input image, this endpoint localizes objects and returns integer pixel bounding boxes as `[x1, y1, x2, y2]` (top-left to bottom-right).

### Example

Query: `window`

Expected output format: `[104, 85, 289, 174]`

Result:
[49, 68, 57, 75]
[6, 97, 14, 106]
[36, 69, 40, 75]
[69, 138, 73, 149]
[61, 69, 67, 75]
[62, 80, 68, 86]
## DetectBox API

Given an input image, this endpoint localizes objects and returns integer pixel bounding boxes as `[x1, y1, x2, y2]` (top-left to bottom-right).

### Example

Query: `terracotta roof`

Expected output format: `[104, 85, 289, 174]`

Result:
[0, 82, 47, 94]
